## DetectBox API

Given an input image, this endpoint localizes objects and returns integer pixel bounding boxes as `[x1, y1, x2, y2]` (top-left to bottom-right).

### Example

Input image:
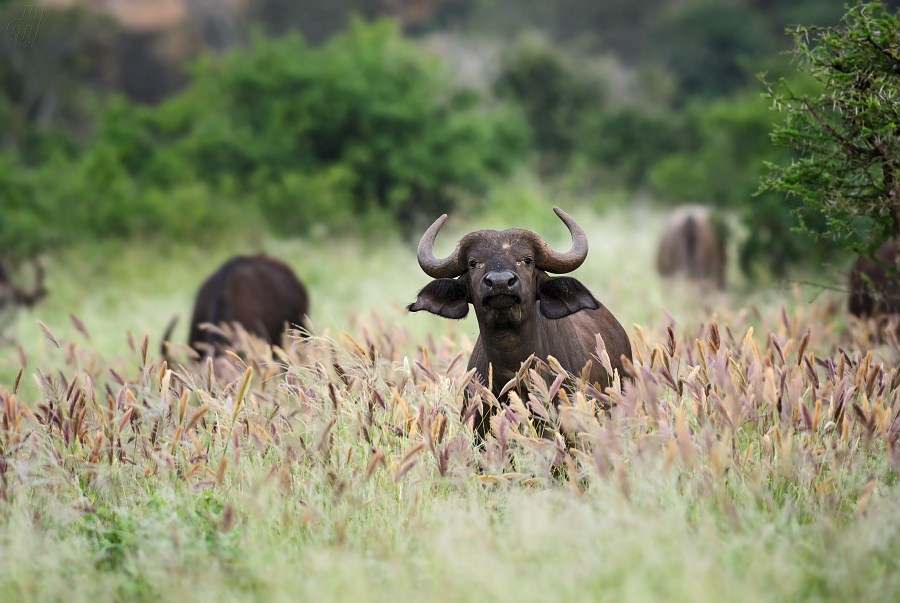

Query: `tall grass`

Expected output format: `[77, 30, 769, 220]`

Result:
[2, 295, 900, 601]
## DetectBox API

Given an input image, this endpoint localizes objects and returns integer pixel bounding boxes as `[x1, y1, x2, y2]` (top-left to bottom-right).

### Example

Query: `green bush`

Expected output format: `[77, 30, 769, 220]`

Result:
[0, 154, 45, 258]
[494, 34, 603, 171]
[249, 166, 357, 236]
[120, 20, 527, 226]
[0, 19, 529, 255]
[575, 108, 683, 187]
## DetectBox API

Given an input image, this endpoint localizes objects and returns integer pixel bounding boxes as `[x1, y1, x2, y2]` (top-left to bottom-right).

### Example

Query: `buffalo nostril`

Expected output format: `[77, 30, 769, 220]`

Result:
[484, 271, 517, 290]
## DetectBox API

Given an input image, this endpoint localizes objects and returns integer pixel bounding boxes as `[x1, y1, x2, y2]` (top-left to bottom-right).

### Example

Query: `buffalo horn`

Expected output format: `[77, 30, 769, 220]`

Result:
[529, 207, 589, 274]
[416, 214, 465, 279]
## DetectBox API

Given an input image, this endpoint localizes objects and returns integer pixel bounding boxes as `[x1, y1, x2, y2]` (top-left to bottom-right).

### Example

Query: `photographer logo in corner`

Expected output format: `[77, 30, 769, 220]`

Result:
[7, 5, 44, 49]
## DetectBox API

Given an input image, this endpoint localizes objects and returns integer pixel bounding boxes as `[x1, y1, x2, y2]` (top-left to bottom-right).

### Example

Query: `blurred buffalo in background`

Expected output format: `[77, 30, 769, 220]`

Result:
[656, 205, 726, 290]
[848, 240, 900, 318]
[408, 207, 632, 440]
[163, 254, 309, 359]
[0, 258, 47, 309]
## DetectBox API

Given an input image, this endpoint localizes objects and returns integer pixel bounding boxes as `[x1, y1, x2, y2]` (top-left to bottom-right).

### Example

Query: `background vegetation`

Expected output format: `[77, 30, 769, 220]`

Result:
[5, 0, 898, 277]
[1, 18, 527, 256]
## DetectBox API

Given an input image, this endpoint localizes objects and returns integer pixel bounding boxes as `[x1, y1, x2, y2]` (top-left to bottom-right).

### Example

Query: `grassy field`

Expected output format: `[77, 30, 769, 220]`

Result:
[2, 202, 898, 602]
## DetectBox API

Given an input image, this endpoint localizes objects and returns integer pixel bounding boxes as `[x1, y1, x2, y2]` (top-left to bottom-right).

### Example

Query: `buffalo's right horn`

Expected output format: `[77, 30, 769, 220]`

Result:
[530, 207, 589, 274]
[417, 214, 466, 279]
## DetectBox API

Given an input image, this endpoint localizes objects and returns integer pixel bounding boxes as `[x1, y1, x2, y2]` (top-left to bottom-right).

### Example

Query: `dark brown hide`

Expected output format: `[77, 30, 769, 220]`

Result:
[183, 255, 309, 356]
[656, 205, 726, 289]
[408, 209, 632, 440]
[849, 241, 900, 317]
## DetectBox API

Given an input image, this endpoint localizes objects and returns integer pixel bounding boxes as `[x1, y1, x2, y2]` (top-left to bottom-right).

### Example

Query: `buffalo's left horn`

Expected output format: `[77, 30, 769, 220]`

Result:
[417, 214, 466, 279]
[530, 207, 589, 274]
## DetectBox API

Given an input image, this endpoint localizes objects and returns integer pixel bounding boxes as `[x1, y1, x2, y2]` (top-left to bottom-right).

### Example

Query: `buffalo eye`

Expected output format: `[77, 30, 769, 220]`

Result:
[468, 260, 478, 269]
[523, 258, 533, 266]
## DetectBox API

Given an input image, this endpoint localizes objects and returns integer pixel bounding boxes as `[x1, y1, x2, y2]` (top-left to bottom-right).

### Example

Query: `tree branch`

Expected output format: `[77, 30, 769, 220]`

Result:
[866, 34, 900, 65]
[802, 98, 880, 157]
[779, 279, 850, 301]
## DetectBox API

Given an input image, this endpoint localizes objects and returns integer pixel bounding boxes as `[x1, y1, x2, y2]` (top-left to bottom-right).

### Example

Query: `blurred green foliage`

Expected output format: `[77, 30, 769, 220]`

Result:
[0, 19, 528, 256]
[0, 1, 118, 163]
[493, 35, 680, 188]
[648, 1, 771, 99]
[577, 109, 683, 188]
[466, 0, 896, 97]
[494, 34, 602, 170]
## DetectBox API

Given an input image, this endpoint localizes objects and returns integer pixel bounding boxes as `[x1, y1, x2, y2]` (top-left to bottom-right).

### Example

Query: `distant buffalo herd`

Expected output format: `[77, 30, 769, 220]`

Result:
[4, 206, 900, 438]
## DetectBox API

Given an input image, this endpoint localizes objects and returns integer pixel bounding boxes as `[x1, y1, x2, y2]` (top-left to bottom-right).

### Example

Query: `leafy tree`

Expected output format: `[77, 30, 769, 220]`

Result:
[762, 1, 900, 254]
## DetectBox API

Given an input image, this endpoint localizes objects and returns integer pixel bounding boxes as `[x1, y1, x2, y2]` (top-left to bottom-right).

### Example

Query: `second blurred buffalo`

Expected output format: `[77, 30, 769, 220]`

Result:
[656, 205, 726, 290]
[165, 254, 309, 358]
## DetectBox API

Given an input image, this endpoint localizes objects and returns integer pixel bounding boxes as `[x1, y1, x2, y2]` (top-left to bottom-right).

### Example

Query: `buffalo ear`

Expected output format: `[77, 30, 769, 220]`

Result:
[407, 279, 470, 319]
[538, 276, 601, 319]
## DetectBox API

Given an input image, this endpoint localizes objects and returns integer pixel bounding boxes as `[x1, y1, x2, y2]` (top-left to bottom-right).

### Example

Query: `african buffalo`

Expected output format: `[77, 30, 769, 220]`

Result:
[849, 240, 900, 317]
[408, 207, 632, 439]
[656, 205, 726, 290]
[163, 254, 309, 358]
[0, 257, 47, 308]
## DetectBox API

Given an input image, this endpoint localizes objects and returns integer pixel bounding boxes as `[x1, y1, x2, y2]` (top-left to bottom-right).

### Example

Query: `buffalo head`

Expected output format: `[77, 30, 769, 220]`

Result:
[407, 207, 600, 328]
